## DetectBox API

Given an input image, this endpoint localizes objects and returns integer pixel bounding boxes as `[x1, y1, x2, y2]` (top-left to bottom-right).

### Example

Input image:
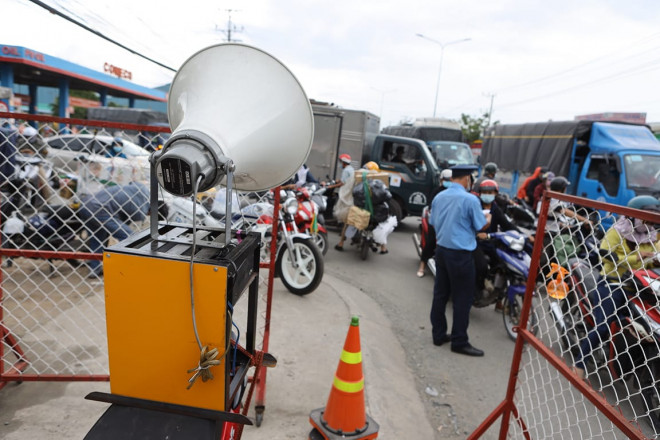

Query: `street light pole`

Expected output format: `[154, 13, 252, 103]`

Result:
[416, 34, 471, 118]
[371, 87, 396, 119]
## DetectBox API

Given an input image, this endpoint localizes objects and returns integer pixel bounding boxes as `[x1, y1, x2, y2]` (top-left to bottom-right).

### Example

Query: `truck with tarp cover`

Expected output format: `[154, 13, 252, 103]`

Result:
[86, 107, 170, 150]
[481, 120, 660, 208]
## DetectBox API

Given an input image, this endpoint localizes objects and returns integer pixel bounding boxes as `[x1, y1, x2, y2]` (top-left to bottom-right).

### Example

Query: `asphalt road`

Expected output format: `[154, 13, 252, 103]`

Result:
[321, 217, 517, 438]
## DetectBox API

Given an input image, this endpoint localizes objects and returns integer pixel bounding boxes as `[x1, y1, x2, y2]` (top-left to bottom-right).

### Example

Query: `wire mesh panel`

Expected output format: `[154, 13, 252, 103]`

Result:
[0, 115, 278, 390]
[472, 191, 660, 439]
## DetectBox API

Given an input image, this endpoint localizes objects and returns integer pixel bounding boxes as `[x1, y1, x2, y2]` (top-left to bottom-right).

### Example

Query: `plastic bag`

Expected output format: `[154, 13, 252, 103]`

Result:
[373, 215, 397, 245]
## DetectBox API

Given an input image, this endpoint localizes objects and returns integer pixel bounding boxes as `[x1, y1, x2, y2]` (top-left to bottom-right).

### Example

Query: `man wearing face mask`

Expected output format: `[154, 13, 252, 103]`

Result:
[430, 165, 491, 356]
[416, 168, 452, 277]
[473, 179, 521, 305]
[106, 137, 128, 159]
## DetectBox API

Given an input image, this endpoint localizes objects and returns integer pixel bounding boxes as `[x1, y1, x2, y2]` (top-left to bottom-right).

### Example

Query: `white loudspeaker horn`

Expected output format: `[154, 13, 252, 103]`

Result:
[154, 43, 314, 196]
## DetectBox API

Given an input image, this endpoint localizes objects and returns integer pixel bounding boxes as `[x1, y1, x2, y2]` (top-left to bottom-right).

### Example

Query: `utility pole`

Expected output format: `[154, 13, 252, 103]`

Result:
[218, 9, 243, 42]
[485, 92, 496, 126]
[371, 87, 396, 119]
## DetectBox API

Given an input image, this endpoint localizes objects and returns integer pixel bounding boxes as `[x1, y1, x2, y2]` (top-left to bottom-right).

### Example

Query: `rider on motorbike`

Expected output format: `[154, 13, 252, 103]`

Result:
[473, 179, 523, 305]
[541, 176, 594, 269]
[352, 165, 394, 254]
[572, 195, 660, 380]
[333, 154, 355, 251]
[282, 163, 318, 189]
[416, 168, 452, 277]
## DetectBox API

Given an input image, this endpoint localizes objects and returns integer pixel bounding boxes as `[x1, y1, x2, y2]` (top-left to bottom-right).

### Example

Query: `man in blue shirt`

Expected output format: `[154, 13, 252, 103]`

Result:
[430, 165, 491, 356]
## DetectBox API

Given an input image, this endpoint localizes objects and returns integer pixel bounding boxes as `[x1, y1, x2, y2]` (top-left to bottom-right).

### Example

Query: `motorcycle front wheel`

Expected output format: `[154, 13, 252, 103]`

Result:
[412, 231, 422, 258]
[553, 294, 584, 357]
[311, 230, 328, 255]
[639, 362, 660, 432]
[502, 295, 538, 342]
[359, 235, 370, 261]
[276, 237, 324, 295]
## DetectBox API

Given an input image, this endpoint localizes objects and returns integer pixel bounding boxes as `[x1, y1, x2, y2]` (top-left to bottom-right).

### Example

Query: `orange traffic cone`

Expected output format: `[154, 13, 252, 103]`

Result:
[309, 316, 379, 440]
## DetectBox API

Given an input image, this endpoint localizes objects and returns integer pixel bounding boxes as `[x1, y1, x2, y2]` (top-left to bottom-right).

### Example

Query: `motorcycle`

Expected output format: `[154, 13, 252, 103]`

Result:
[248, 189, 324, 296]
[496, 193, 538, 235]
[412, 205, 436, 276]
[472, 230, 539, 341]
[353, 217, 379, 261]
[1, 202, 87, 272]
[294, 184, 329, 255]
[547, 253, 660, 430]
[3, 153, 60, 214]
[165, 195, 223, 228]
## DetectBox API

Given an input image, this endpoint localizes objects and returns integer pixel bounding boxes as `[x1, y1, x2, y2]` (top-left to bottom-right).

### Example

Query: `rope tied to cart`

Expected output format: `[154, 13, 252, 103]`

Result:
[186, 345, 222, 389]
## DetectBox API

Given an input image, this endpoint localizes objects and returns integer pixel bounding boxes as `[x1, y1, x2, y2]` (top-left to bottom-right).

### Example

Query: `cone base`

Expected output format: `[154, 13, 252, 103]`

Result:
[309, 407, 379, 440]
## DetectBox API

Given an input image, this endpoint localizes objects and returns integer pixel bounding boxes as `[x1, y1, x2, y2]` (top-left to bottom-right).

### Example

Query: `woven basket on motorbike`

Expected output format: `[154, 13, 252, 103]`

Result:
[346, 206, 371, 230]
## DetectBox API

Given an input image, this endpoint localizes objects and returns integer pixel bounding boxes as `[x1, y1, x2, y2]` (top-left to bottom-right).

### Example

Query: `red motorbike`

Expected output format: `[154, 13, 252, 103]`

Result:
[294, 185, 328, 255]
[412, 206, 435, 276]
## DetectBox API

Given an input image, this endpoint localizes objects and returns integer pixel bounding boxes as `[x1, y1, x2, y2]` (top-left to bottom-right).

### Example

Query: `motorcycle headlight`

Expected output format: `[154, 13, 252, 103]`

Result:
[503, 233, 525, 252]
[510, 236, 525, 252]
[284, 198, 298, 215]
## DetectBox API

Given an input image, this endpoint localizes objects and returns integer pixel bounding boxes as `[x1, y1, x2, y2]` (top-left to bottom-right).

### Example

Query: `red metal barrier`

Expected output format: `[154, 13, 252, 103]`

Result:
[0, 114, 278, 435]
[469, 190, 658, 439]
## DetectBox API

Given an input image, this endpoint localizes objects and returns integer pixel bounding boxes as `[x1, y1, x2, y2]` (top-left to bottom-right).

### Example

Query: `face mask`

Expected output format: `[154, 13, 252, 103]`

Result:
[442, 181, 452, 188]
[480, 194, 495, 204]
[113, 146, 122, 154]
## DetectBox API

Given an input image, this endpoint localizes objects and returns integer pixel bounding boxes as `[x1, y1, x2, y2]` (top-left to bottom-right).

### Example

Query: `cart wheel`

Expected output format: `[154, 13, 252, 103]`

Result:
[255, 406, 264, 427]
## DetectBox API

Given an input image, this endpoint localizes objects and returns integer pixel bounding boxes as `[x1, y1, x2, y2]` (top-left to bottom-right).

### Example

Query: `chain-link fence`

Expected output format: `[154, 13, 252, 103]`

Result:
[472, 191, 660, 439]
[0, 114, 278, 399]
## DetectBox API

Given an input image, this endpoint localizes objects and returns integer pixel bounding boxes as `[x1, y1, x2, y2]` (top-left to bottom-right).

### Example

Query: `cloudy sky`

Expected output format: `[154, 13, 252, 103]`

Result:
[5, 0, 660, 127]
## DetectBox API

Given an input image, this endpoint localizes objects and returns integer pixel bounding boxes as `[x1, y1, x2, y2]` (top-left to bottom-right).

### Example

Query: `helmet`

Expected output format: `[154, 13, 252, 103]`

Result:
[484, 162, 498, 175]
[627, 195, 660, 212]
[113, 136, 124, 146]
[339, 154, 351, 164]
[542, 171, 555, 181]
[364, 161, 379, 171]
[440, 169, 452, 180]
[549, 176, 570, 192]
[22, 126, 38, 137]
[478, 179, 499, 193]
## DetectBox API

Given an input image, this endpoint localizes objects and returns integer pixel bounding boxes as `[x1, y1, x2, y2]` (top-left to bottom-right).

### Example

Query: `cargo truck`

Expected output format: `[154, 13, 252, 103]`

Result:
[308, 104, 442, 221]
[481, 121, 660, 208]
[307, 104, 380, 182]
[381, 120, 476, 170]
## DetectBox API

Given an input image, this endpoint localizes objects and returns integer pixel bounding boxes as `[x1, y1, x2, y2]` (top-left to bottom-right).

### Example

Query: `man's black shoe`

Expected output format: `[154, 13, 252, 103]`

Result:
[451, 344, 484, 357]
[433, 334, 451, 346]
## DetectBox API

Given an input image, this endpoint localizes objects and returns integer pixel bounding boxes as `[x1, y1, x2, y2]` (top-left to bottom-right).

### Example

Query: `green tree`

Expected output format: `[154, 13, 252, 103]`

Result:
[459, 112, 498, 144]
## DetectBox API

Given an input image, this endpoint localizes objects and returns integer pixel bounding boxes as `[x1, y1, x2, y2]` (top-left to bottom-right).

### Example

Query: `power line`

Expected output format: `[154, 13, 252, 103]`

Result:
[498, 55, 660, 109]
[495, 31, 660, 93]
[27, 0, 177, 72]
